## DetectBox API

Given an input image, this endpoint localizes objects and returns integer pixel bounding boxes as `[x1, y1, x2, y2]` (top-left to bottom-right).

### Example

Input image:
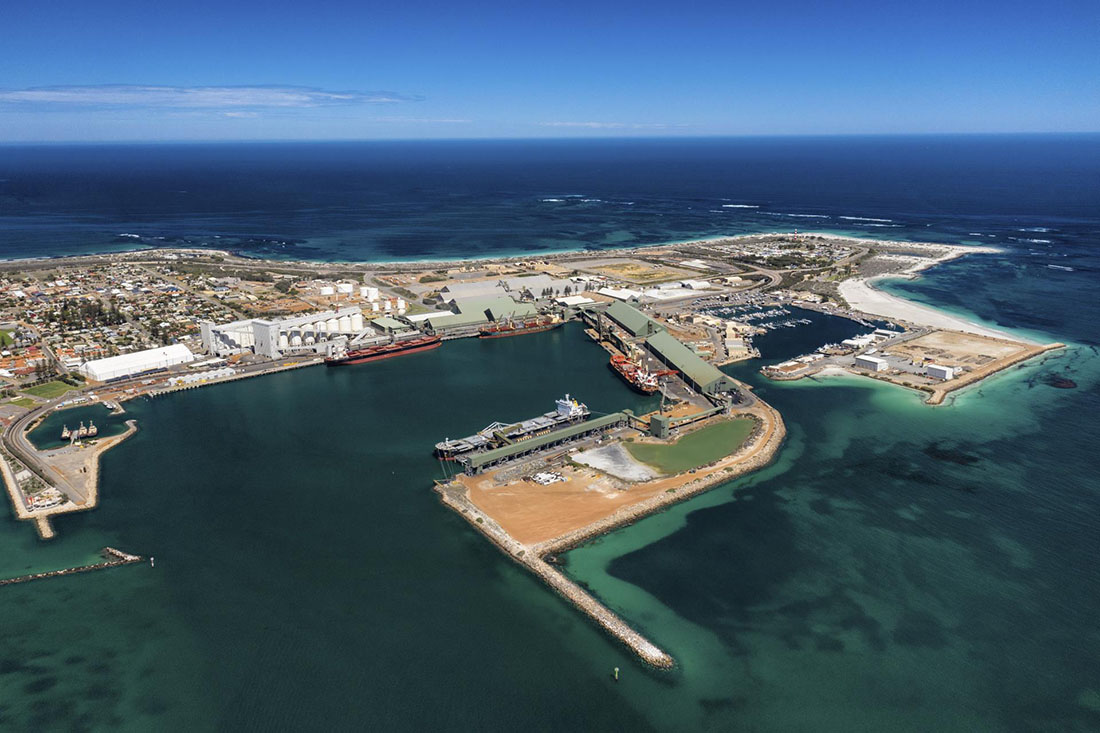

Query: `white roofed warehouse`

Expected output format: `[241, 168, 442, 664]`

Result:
[79, 344, 195, 382]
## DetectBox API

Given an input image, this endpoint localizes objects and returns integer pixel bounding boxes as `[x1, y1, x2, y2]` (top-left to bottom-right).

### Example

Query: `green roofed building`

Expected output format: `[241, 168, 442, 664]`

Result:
[371, 316, 409, 333]
[460, 412, 629, 474]
[455, 296, 538, 322]
[605, 301, 665, 338]
[645, 331, 738, 396]
[425, 310, 489, 331]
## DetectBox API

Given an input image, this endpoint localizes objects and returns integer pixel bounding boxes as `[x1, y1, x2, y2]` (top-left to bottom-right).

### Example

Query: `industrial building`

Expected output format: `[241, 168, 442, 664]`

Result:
[79, 344, 195, 382]
[459, 412, 630, 474]
[926, 363, 955, 380]
[200, 307, 365, 358]
[604, 302, 666, 338]
[854, 354, 889, 372]
[644, 331, 738, 396]
[424, 296, 537, 334]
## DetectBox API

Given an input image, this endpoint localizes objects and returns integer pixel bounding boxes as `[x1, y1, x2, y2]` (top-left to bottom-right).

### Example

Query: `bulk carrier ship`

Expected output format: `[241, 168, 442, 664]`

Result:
[434, 394, 589, 459]
[608, 354, 675, 395]
[478, 314, 562, 339]
[325, 333, 442, 366]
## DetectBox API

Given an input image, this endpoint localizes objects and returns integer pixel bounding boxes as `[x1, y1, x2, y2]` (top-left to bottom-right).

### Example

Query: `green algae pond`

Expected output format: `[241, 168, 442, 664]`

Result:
[625, 417, 755, 474]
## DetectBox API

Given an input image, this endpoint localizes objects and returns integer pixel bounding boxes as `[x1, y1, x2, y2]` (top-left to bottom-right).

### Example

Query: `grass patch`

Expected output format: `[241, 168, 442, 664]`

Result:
[22, 380, 77, 399]
[625, 418, 754, 474]
[0, 330, 13, 347]
[9, 397, 35, 408]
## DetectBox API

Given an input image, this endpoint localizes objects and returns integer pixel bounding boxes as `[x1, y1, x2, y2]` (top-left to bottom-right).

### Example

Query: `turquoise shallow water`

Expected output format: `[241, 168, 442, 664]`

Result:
[1, 137, 1098, 730]
[1, 303, 1097, 730]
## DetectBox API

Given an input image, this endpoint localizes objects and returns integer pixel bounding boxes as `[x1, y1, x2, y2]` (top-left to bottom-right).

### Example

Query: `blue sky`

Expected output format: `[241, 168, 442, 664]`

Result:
[1, 0, 1097, 141]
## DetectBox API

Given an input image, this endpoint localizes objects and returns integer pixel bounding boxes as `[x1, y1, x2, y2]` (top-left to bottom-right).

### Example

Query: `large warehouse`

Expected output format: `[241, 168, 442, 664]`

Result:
[604, 302, 666, 338]
[79, 344, 195, 382]
[644, 331, 738, 396]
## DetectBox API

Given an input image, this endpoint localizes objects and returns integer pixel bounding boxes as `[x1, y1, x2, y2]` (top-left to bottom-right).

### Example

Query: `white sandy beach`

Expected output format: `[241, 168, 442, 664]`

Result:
[838, 275, 1025, 342]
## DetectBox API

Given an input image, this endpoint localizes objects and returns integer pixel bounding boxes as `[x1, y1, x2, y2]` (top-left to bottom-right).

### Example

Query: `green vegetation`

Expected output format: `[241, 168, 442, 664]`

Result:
[418, 274, 447, 283]
[22, 380, 77, 399]
[0, 330, 13, 347]
[9, 397, 35, 408]
[625, 418, 755, 474]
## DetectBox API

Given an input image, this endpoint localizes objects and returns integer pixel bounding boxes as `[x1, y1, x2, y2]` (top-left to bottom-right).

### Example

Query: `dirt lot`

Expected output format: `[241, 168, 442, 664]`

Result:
[569, 257, 692, 284]
[886, 330, 1030, 368]
[458, 409, 777, 545]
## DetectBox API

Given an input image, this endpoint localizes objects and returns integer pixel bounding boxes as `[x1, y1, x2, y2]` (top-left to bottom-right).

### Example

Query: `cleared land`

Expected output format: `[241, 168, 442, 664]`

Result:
[459, 410, 776, 546]
[570, 257, 692, 284]
[22, 381, 77, 399]
[625, 417, 755, 474]
[885, 330, 1029, 368]
[8, 397, 35, 408]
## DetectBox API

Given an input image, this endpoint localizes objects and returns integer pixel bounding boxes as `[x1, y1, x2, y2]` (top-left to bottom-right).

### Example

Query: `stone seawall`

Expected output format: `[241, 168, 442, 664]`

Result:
[433, 400, 787, 668]
[537, 403, 786, 556]
[435, 482, 675, 668]
[0, 547, 144, 586]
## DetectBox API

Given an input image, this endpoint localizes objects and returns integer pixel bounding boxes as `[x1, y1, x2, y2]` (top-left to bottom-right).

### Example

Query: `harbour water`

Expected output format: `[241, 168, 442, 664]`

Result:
[0, 137, 1098, 730]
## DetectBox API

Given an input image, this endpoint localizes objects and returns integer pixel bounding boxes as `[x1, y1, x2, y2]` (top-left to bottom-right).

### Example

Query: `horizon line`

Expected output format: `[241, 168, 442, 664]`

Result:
[2, 131, 1099, 146]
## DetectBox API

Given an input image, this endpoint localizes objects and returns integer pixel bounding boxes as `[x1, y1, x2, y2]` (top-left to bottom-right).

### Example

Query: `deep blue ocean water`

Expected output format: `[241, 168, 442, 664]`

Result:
[0, 137, 1098, 731]
[0, 136, 1097, 262]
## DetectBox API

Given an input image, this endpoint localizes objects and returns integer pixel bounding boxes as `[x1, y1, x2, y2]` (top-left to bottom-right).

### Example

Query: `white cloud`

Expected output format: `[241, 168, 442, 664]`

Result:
[0, 85, 423, 108]
[538, 121, 676, 130]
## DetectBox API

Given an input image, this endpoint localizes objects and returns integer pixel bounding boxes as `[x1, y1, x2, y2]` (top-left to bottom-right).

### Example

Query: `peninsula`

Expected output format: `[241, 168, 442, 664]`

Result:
[0, 232, 1060, 660]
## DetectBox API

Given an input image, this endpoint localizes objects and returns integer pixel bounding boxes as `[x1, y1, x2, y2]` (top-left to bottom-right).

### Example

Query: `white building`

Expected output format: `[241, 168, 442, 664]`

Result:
[854, 355, 888, 372]
[926, 363, 955, 380]
[201, 306, 365, 358]
[80, 344, 195, 382]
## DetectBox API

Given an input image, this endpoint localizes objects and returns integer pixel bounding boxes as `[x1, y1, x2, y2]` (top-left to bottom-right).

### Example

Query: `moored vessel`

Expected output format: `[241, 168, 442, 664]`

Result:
[434, 394, 590, 459]
[325, 334, 442, 366]
[478, 315, 562, 339]
[609, 354, 675, 395]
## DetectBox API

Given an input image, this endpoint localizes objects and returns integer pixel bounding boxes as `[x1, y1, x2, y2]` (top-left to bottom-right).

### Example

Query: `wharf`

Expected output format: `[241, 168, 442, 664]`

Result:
[433, 398, 786, 668]
[0, 547, 144, 587]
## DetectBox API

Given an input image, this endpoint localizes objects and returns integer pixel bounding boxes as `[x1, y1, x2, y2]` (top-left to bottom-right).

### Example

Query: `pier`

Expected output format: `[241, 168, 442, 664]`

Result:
[0, 547, 144, 587]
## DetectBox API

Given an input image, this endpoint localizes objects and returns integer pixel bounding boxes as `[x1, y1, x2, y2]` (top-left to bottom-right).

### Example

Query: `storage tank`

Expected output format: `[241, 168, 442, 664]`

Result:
[326, 318, 339, 332]
[371, 302, 380, 312]
[337, 283, 353, 294]
[290, 333, 302, 347]
[278, 333, 289, 349]
[315, 321, 327, 333]
[359, 286, 370, 298]
[338, 315, 351, 332]
[364, 287, 380, 301]
[350, 313, 364, 331]
[320, 286, 335, 296]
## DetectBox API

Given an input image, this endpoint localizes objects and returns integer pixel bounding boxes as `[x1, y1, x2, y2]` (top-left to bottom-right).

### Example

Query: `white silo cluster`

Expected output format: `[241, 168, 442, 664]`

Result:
[204, 306, 366, 358]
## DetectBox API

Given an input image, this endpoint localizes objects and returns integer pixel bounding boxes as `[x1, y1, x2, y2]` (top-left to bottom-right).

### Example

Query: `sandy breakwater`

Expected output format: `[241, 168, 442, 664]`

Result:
[434, 401, 786, 668]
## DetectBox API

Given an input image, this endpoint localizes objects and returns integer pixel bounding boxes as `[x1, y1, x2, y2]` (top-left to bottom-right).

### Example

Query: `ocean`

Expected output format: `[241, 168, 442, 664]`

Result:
[0, 136, 1098, 731]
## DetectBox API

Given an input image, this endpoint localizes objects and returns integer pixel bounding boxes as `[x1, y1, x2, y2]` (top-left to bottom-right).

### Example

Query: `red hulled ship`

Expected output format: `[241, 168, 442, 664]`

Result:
[609, 354, 675, 394]
[478, 315, 562, 339]
[325, 334, 442, 366]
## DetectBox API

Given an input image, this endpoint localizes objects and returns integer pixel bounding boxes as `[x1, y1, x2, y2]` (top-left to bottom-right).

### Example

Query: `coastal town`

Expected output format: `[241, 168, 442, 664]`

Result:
[0, 233, 1062, 664]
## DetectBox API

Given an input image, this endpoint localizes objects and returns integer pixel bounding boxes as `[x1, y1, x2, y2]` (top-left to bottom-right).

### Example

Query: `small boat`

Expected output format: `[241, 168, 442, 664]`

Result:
[60, 425, 71, 440]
